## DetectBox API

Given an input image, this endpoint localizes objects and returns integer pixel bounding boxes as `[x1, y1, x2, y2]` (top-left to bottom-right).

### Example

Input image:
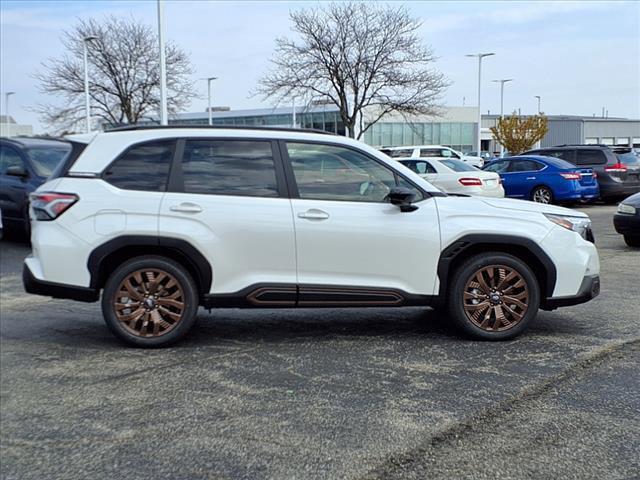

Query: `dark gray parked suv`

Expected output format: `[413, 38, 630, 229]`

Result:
[524, 145, 640, 200]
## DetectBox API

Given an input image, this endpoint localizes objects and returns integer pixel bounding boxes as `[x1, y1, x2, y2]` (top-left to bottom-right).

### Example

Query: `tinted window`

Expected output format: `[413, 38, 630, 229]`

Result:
[0, 145, 24, 174]
[104, 141, 173, 191]
[540, 149, 575, 163]
[576, 149, 607, 166]
[440, 159, 476, 172]
[182, 140, 278, 197]
[616, 151, 639, 165]
[399, 160, 437, 174]
[386, 148, 415, 158]
[509, 160, 543, 172]
[26, 147, 70, 177]
[483, 161, 509, 173]
[287, 142, 422, 203]
[420, 148, 452, 158]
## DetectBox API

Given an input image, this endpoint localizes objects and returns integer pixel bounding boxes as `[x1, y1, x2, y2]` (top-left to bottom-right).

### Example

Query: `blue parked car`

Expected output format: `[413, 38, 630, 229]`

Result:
[482, 155, 599, 204]
[0, 137, 72, 237]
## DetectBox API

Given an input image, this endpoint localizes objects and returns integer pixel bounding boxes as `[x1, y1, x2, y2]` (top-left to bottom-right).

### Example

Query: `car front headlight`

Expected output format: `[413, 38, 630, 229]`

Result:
[544, 213, 592, 239]
[617, 203, 636, 215]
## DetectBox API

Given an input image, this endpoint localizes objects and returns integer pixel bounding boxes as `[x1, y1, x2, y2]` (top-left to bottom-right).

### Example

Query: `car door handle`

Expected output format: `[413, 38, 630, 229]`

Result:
[169, 202, 202, 214]
[526, 176, 536, 180]
[297, 209, 329, 220]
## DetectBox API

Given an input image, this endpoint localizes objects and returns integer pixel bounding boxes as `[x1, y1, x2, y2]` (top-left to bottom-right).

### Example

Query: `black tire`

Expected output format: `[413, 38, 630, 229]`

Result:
[446, 253, 540, 341]
[531, 185, 554, 204]
[101, 255, 199, 347]
[624, 235, 640, 248]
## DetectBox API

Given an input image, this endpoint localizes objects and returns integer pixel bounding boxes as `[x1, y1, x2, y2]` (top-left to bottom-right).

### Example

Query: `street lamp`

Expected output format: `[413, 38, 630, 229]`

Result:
[492, 79, 513, 157]
[157, 0, 168, 125]
[204, 77, 218, 125]
[534, 96, 542, 148]
[4, 92, 15, 137]
[82, 36, 97, 133]
[466, 52, 495, 156]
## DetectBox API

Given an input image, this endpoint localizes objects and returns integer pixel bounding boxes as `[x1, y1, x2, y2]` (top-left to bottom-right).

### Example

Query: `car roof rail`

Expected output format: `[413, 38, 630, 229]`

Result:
[552, 144, 611, 148]
[103, 124, 335, 135]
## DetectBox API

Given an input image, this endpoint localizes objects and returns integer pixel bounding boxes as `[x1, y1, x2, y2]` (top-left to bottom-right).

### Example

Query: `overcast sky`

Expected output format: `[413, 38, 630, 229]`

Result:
[1, 0, 639, 133]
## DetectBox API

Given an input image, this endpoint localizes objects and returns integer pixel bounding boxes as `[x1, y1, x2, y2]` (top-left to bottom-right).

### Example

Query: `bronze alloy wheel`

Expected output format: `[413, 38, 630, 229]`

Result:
[113, 268, 185, 337]
[462, 264, 529, 332]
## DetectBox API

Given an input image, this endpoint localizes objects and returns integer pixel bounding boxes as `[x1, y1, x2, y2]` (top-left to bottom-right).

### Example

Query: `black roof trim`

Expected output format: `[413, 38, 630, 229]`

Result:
[104, 125, 335, 135]
[551, 144, 613, 149]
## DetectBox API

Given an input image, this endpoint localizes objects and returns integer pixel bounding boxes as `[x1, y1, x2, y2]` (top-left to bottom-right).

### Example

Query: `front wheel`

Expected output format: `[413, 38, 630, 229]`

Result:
[101, 256, 199, 347]
[531, 186, 553, 204]
[447, 253, 540, 340]
[624, 235, 640, 248]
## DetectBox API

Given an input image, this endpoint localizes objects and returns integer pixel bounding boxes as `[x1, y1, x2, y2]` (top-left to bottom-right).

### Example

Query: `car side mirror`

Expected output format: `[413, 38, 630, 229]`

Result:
[6, 165, 28, 178]
[387, 187, 418, 212]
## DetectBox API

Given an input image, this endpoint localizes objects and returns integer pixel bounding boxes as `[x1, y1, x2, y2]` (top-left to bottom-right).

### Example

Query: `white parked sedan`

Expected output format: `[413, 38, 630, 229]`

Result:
[397, 158, 505, 197]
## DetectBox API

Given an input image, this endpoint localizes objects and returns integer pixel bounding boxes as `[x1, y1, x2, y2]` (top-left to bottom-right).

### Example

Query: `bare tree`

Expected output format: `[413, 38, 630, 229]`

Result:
[258, 3, 448, 139]
[490, 114, 549, 155]
[35, 16, 195, 132]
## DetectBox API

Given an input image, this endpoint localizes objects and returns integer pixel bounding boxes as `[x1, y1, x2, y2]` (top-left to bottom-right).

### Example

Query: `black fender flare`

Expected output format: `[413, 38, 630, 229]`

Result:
[87, 235, 213, 294]
[436, 234, 557, 301]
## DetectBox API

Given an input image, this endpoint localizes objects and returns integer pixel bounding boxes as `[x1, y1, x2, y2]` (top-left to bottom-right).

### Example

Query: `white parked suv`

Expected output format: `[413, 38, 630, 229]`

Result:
[24, 127, 600, 347]
[381, 145, 485, 168]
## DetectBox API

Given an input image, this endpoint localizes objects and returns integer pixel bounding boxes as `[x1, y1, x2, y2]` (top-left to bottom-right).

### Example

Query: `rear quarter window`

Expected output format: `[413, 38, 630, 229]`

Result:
[576, 149, 607, 166]
[103, 140, 174, 191]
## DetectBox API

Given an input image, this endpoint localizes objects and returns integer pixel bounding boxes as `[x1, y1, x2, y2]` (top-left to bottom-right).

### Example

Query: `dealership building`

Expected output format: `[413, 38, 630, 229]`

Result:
[151, 105, 640, 153]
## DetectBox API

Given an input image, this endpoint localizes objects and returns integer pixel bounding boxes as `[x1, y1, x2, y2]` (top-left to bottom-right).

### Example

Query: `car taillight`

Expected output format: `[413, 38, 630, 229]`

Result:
[593, 171, 597, 178]
[458, 178, 483, 186]
[605, 163, 627, 173]
[29, 192, 78, 221]
[559, 172, 581, 180]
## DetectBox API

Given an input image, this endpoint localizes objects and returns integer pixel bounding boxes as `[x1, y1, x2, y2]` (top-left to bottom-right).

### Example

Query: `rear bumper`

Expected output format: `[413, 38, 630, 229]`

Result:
[23, 262, 98, 302]
[542, 274, 600, 310]
[613, 213, 640, 235]
[599, 181, 640, 199]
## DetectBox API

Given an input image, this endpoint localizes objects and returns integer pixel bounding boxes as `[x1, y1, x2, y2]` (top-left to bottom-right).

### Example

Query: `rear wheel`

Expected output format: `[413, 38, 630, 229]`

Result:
[531, 186, 553, 204]
[447, 253, 540, 340]
[624, 235, 640, 248]
[101, 256, 199, 347]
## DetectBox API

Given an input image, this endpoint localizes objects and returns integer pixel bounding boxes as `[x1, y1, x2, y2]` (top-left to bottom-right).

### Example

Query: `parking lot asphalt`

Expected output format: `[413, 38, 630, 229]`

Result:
[1, 204, 639, 480]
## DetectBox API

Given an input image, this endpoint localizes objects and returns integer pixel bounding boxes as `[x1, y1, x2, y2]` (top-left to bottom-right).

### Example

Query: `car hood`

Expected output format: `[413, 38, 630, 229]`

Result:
[479, 197, 588, 217]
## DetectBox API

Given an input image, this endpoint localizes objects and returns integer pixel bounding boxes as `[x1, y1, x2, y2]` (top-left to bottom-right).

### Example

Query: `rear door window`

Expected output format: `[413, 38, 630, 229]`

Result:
[576, 149, 607, 166]
[509, 160, 544, 172]
[181, 140, 279, 197]
[541, 149, 576, 163]
[400, 160, 437, 174]
[386, 148, 415, 158]
[483, 161, 509, 173]
[103, 140, 174, 191]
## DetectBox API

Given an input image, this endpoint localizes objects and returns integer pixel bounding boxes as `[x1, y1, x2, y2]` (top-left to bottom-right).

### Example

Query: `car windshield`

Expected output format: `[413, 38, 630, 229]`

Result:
[616, 151, 639, 165]
[26, 147, 71, 177]
[440, 159, 476, 172]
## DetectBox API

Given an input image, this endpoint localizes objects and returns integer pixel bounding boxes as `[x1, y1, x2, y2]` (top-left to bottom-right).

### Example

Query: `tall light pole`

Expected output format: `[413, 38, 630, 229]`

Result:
[82, 36, 97, 133]
[4, 92, 15, 137]
[492, 79, 512, 157]
[466, 52, 495, 155]
[205, 77, 218, 125]
[157, 0, 168, 125]
[534, 95, 542, 148]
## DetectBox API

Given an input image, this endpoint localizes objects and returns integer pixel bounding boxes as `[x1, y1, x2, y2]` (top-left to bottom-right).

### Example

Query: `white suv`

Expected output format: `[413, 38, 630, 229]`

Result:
[23, 127, 600, 347]
[381, 145, 485, 168]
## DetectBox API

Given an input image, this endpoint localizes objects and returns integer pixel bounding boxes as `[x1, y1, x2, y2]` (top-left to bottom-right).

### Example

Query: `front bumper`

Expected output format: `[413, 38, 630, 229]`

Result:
[542, 274, 600, 310]
[613, 213, 640, 235]
[23, 263, 98, 302]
